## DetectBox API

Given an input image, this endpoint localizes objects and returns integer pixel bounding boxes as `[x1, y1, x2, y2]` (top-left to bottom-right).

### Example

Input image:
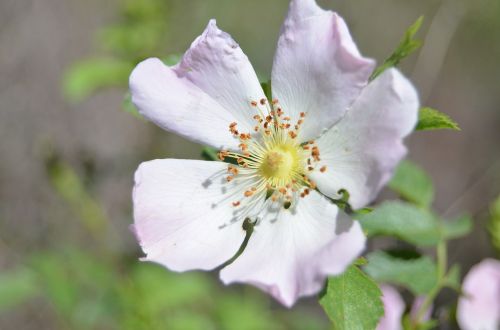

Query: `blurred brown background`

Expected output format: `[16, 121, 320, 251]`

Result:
[0, 0, 499, 328]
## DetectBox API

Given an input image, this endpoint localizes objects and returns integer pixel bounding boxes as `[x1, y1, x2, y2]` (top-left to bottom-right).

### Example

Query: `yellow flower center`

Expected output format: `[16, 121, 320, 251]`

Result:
[218, 98, 326, 208]
[260, 144, 301, 186]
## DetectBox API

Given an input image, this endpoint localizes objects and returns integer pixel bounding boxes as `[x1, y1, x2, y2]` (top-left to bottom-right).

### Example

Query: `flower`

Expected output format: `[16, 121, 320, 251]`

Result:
[457, 259, 500, 330]
[377, 285, 405, 330]
[130, 0, 418, 307]
[376, 285, 432, 330]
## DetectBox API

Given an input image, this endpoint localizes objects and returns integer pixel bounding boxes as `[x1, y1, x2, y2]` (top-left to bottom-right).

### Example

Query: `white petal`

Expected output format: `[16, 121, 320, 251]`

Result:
[457, 259, 500, 330]
[176, 20, 266, 132]
[271, 0, 375, 142]
[130, 20, 265, 150]
[133, 159, 262, 272]
[220, 190, 366, 307]
[377, 285, 405, 330]
[310, 69, 419, 209]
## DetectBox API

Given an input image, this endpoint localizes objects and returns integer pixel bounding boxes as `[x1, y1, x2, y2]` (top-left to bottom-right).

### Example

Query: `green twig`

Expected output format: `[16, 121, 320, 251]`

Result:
[412, 240, 448, 328]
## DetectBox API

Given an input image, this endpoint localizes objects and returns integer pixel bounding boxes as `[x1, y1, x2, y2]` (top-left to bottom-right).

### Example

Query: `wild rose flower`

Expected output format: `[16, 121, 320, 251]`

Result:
[457, 259, 500, 330]
[130, 0, 418, 307]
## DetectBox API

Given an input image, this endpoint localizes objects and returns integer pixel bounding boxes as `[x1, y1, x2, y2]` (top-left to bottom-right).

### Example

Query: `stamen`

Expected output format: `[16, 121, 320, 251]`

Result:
[219, 100, 324, 209]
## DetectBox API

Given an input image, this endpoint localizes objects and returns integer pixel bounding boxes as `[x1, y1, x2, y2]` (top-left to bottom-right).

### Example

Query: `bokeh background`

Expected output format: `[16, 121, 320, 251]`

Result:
[1, 0, 499, 328]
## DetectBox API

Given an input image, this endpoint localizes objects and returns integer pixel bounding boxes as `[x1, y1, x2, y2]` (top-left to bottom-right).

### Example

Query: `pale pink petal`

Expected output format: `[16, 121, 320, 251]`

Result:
[175, 20, 266, 132]
[133, 159, 263, 272]
[309, 68, 419, 209]
[457, 259, 500, 330]
[271, 0, 375, 143]
[130, 20, 265, 150]
[377, 285, 405, 330]
[130, 58, 238, 149]
[219, 190, 366, 307]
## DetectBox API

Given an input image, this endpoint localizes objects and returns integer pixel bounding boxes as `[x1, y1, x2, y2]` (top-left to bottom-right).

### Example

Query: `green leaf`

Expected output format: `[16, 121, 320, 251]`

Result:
[162, 54, 182, 66]
[0, 268, 39, 311]
[389, 160, 434, 208]
[444, 264, 461, 292]
[488, 195, 500, 255]
[364, 251, 437, 295]
[416, 107, 460, 131]
[370, 16, 424, 81]
[359, 201, 441, 246]
[63, 58, 134, 102]
[261, 81, 272, 102]
[201, 147, 219, 161]
[320, 265, 384, 330]
[441, 215, 472, 240]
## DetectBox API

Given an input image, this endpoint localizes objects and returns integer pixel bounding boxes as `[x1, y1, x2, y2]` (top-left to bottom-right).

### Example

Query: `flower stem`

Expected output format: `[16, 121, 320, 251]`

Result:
[412, 240, 448, 328]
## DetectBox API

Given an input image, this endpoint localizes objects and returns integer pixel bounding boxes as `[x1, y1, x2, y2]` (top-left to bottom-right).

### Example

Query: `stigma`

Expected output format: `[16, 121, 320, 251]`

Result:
[218, 97, 326, 209]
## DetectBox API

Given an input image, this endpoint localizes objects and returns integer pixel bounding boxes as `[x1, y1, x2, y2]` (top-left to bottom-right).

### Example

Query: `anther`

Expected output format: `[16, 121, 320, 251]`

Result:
[300, 112, 306, 118]
[251, 101, 258, 107]
[218, 151, 228, 160]
[320, 166, 327, 173]
[260, 98, 267, 105]
[232, 201, 241, 207]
